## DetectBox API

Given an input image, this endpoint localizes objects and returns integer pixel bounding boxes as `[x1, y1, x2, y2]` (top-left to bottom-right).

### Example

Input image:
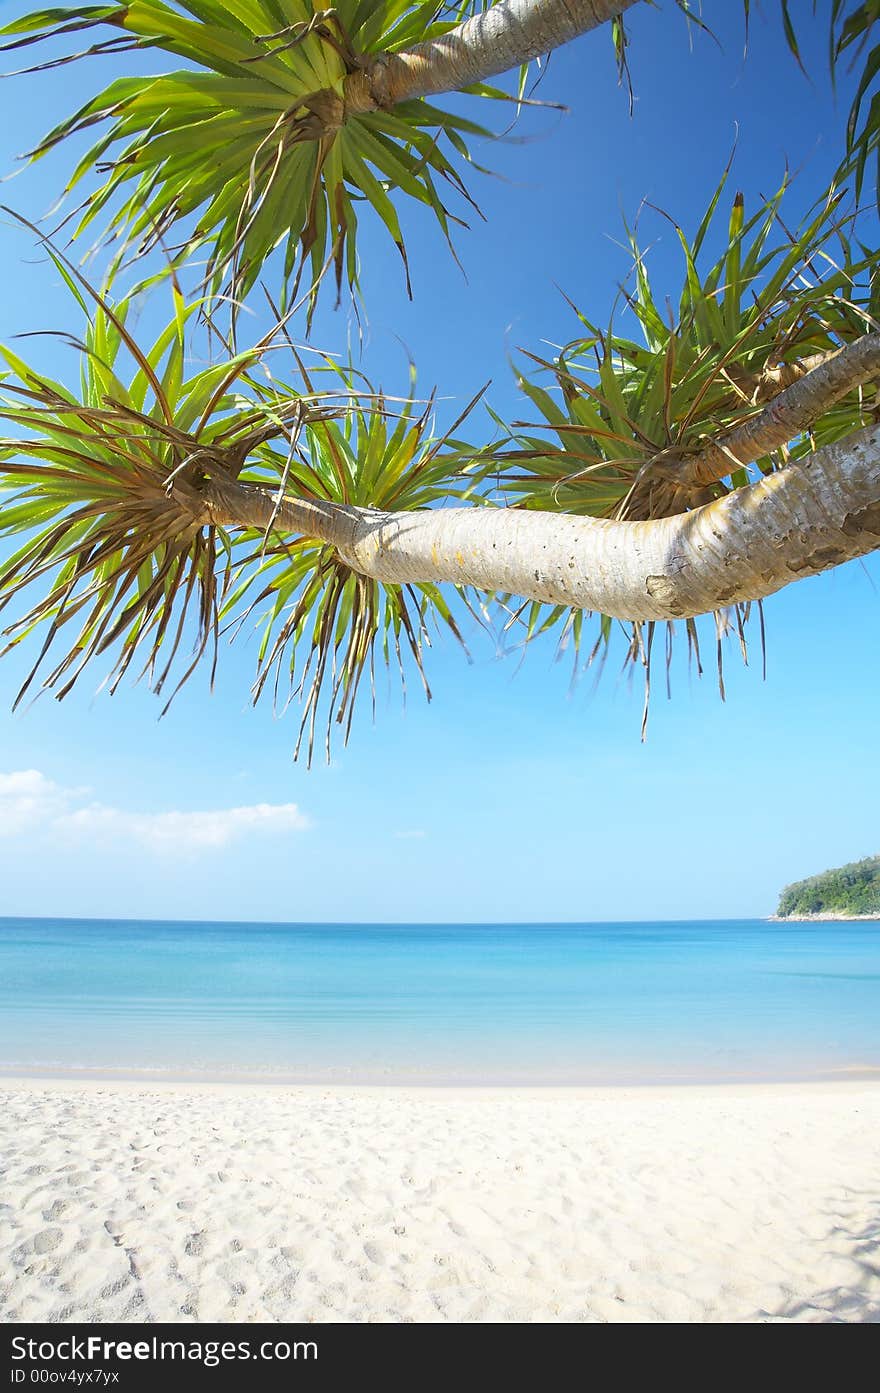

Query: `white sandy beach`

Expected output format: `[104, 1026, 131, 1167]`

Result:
[1, 1080, 879, 1324]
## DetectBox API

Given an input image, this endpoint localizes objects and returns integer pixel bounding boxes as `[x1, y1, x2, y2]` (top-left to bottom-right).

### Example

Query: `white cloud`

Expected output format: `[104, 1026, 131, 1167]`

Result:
[394, 828, 426, 840]
[0, 769, 79, 834]
[0, 770, 309, 853]
[0, 769, 60, 802]
[58, 801, 309, 851]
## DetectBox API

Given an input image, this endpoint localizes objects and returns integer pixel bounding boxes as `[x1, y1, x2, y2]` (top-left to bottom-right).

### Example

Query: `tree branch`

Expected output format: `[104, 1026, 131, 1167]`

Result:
[197, 475, 364, 551]
[199, 422, 880, 622]
[663, 332, 880, 492]
[343, 0, 641, 114]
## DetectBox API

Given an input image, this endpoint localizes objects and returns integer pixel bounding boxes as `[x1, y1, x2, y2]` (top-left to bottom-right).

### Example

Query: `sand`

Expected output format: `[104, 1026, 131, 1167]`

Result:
[1, 1079, 879, 1324]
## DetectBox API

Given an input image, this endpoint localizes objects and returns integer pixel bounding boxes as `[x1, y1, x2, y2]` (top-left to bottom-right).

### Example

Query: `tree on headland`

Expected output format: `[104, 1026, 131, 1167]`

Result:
[0, 0, 879, 761]
[777, 855, 880, 918]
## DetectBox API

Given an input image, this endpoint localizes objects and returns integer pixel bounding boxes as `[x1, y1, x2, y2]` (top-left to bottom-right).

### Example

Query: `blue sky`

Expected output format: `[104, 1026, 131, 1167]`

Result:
[0, 1, 877, 923]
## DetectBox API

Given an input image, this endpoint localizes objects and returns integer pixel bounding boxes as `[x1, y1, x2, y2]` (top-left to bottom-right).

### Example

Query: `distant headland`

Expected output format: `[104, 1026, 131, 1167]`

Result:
[773, 854, 880, 921]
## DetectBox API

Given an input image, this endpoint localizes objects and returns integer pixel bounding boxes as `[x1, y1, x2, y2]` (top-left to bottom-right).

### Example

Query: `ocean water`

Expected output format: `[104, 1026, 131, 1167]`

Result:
[0, 917, 879, 1084]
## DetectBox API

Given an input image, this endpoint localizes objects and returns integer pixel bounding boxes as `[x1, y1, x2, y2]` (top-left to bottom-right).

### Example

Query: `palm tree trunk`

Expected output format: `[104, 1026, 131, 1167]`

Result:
[201, 422, 880, 622]
[344, 0, 641, 114]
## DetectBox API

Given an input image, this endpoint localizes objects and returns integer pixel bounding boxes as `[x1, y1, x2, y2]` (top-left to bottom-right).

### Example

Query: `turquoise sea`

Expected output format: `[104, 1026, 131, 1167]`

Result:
[1, 917, 879, 1084]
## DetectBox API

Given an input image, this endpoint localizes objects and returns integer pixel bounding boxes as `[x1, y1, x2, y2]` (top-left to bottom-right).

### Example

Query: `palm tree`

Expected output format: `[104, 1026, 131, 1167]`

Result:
[0, 0, 879, 757]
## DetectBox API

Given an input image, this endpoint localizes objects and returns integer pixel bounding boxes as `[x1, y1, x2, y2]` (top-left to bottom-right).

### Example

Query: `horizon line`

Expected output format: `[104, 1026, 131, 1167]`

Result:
[1, 912, 782, 928]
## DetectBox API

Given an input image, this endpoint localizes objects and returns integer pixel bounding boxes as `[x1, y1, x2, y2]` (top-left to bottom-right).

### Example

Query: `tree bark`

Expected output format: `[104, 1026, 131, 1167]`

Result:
[199, 422, 880, 622]
[666, 333, 880, 491]
[343, 0, 641, 115]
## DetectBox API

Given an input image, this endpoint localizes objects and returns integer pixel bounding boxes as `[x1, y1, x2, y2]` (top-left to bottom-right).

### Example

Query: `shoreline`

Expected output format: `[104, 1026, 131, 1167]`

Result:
[3, 1074, 880, 1095]
[3, 1078, 879, 1322]
[768, 911, 880, 922]
[3, 1062, 880, 1088]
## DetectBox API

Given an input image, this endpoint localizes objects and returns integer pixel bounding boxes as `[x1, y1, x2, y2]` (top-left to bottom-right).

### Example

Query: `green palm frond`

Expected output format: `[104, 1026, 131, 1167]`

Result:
[759, 2, 880, 208]
[831, 1, 880, 205]
[0, 245, 488, 760]
[227, 362, 489, 763]
[505, 174, 878, 523]
[0, 0, 503, 324]
[0, 259, 317, 707]
[491, 173, 878, 713]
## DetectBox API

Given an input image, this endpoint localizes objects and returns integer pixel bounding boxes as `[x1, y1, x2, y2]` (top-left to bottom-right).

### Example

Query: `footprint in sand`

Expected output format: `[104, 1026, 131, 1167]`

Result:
[33, 1228, 63, 1255]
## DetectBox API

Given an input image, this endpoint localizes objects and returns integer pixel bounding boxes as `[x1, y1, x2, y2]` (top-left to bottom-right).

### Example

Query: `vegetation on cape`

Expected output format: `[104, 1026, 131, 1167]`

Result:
[777, 855, 880, 918]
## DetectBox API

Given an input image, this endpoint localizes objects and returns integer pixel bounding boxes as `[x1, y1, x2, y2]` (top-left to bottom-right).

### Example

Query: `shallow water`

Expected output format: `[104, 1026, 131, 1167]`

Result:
[1, 916, 879, 1083]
